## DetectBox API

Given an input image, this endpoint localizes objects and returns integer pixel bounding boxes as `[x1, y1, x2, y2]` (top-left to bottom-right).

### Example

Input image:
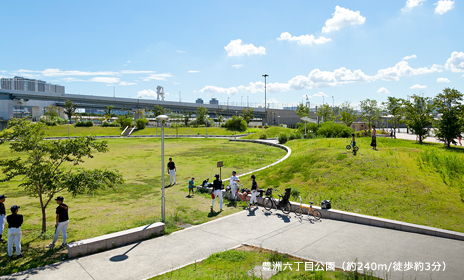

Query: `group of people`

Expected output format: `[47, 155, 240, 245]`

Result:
[186, 171, 259, 212]
[0, 194, 70, 259]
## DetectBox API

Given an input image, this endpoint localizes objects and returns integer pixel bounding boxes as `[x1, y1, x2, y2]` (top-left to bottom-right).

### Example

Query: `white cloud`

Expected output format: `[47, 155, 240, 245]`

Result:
[176, 50, 186, 53]
[137, 89, 157, 98]
[437, 77, 450, 83]
[188, 70, 199, 73]
[402, 0, 427, 12]
[61, 77, 85, 82]
[17, 69, 119, 77]
[119, 81, 137, 86]
[199, 85, 239, 96]
[377, 87, 390, 94]
[224, 39, 266, 57]
[277, 32, 332, 45]
[232, 64, 244, 68]
[127, 61, 132, 63]
[142, 73, 173, 81]
[321, 6, 366, 33]
[89, 77, 120, 83]
[120, 70, 155, 74]
[445, 51, 464, 72]
[305, 92, 328, 98]
[402, 55, 417, 60]
[435, 0, 455, 14]
[410, 84, 427, 89]
[376, 61, 443, 81]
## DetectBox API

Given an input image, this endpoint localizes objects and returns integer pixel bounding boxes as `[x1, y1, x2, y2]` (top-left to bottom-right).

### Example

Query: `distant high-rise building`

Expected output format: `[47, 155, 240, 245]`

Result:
[0, 76, 65, 94]
[195, 98, 204, 104]
[209, 98, 218, 105]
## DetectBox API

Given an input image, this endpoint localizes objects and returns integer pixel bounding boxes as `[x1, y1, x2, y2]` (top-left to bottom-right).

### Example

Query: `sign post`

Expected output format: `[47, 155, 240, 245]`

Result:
[217, 161, 223, 180]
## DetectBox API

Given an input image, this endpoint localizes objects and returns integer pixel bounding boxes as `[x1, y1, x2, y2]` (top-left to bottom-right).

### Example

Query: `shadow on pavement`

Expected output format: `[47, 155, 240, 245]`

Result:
[109, 241, 143, 262]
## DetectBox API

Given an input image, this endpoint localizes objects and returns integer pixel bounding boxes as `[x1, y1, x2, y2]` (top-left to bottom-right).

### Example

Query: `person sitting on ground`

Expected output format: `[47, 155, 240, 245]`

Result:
[188, 177, 195, 197]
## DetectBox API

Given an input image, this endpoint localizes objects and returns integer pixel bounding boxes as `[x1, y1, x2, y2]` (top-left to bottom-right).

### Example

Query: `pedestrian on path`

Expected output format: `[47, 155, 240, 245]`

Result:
[229, 171, 240, 200]
[47, 196, 69, 249]
[188, 177, 195, 197]
[249, 175, 258, 209]
[459, 135, 462, 146]
[7, 205, 23, 258]
[211, 174, 223, 211]
[0, 194, 6, 243]
[168, 158, 176, 186]
[370, 125, 377, 150]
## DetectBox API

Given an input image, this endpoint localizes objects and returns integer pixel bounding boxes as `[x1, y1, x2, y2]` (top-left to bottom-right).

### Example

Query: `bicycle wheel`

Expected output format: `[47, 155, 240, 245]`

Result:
[353, 146, 359, 152]
[310, 209, 322, 220]
[295, 207, 303, 217]
[263, 197, 274, 211]
[281, 201, 291, 214]
[346, 145, 352, 150]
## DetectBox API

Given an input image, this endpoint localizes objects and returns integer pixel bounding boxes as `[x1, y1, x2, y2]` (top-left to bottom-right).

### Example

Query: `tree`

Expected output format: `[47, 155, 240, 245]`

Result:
[196, 106, 208, 125]
[153, 105, 169, 117]
[183, 111, 193, 126]
[0, 119, 124, 233]
[382, 97, 405, 138]
[104, 105, 115, 121]
[170, 113, 183, 136]
[212, 108, 226, 126]
[404, 95, 435, 143]
[434, 88, 463, 147]
[295, 103, 309, 118]
[224, 116, 247, 132]
[316, 104, 335, 122]
[64, 100, 78, 123]
[241, 108, 254, 124]
[360, 99, 381, 130]
[44, 104, 59, 120]
[337, 101, 357, 127]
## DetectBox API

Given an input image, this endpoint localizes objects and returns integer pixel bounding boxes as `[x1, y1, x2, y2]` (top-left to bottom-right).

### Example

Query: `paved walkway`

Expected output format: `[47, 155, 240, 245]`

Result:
[389, 132, 463, 145]
[3, 209, 463, 280]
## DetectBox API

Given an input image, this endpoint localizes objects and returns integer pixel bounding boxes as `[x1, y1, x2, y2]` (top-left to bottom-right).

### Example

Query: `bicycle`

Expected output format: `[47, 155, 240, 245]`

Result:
[263, 188, 291, 214]
[345, 142, 359, 152]
[231, 185, 250, 207]
[295, 195, 322, 220]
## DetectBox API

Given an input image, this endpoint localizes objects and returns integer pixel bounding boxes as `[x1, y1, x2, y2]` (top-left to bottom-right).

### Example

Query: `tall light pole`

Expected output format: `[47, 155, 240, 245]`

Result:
[262, 74, 268, 125]
[156, 114, 169, 223]
[332, 96, 334, 108]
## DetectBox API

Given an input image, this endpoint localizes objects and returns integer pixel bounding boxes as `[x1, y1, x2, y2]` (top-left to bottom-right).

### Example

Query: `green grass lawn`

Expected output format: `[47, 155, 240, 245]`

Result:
[0, 138, 286, 275]
[41, 124, 255, 137]
[151, 246, 379, 280]
[254, 136, 464, 233]
[242, 126, 296, 140]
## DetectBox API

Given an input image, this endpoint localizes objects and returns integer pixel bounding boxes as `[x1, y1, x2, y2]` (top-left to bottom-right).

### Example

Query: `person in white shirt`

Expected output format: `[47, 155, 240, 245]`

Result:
[229, 171, 240, 200]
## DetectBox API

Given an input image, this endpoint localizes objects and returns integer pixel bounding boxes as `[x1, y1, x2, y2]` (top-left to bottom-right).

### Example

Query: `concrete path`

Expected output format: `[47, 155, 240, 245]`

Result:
[389, 132, 463, 145]
[4, 209, 463, 280]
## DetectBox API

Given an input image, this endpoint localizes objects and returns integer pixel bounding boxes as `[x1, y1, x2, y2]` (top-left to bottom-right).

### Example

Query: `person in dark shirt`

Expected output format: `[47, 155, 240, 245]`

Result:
[167, 157, 177, 186]
[249, 175, 258, 209]
[46, 196, 69, 249]
[0, 194, 6, 243]
[7, 205, 23, 258]
[211, 174, 223, 211]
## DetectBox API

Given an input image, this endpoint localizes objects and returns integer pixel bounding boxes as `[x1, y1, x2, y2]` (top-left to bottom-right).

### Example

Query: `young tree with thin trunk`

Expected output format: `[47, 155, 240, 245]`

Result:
[295, 103, 309, 118]
[316, 104, 335, 122]
[382, 97, 405, 139]
[337, 101, 357, 127]
[64, 100, 78, 123]
[360, 99, 381, 131]
[434, 88, 463, 147]
[0, 119, 124, 233]
[404, 95, 435, 144]
[241, 108, 254, 124]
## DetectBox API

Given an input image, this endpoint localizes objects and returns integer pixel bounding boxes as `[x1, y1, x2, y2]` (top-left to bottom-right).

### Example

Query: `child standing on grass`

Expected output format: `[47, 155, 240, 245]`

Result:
[188, 177, 195, 197]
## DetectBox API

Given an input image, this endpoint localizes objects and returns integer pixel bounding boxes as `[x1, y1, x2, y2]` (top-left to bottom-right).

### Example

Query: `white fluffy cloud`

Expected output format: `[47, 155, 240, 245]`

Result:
[410, 84, 427, 89]
[435, 0, 455, 14]
[403, 55, 417, 60]
[445, 51, 464, 72]
[401, 0, 427, 12]
[277, 32, 332, 45]
[119, 81, 137, 86]
[321, 6, 366, 33]
[437, 77, 450, 83]
[120, 70, 155, 74]
[137, 89, 157, 98]
[141, 73, 173, 81]
[376, 61, 443, 81]
[232, 64, 244, 69]
[199, 86, 239, 96]
[188, 70, 199, 73]
[224, 39, 266, 57]
[377, 87, 390, 94]
[89, 77, 120, 83]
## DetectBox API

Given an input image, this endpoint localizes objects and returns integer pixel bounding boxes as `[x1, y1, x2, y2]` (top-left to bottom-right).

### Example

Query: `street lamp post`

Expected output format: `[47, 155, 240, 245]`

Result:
[262, 74, 268, 125]
[156, 114, 169, 223]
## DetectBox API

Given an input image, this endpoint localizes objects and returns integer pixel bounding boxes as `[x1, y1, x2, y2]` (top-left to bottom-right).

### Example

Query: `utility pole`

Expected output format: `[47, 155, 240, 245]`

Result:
[262, 74, 268, 125]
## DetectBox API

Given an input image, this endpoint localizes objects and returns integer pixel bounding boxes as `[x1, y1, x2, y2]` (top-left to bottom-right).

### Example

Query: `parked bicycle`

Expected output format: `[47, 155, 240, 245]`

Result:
[263, 188, 292, 214]
[231, 185, 251, 207]
[295, 196, 322, 220]
[345, 143, 359, 152]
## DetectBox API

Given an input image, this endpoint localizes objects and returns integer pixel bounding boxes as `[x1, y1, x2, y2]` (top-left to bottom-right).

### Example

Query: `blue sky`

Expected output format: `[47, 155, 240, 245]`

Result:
[1, 0, 463, 108]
